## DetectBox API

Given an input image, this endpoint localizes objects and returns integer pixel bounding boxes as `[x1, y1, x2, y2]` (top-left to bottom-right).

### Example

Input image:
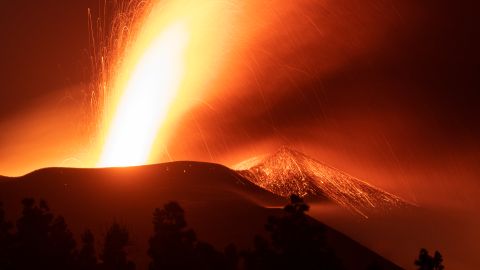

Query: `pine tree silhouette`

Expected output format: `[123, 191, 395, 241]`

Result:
[77, 229, 98, 270]
[148, 201, 233, 270]
[100, 222, 135, 270]
[148, 202, 198, 270]
[0, 202, 13, 270]
[432, 251, 444, 270]
[14, 198, 52, 269]
[414, 248, 445, 270]
[244, 194, 342, 270]
[13, 198, 77, 270]
[224, 243, 239, 270]
[48, 215, 77, 269]
[194, 241, 228, 270]
[243, 235, 278, 270]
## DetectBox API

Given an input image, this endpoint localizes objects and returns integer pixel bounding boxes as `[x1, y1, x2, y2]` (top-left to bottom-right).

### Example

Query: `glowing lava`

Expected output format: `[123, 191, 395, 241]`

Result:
[98, 22, 188, 167]
[235, 147, 410, 217]
[96, 0, 237, 167]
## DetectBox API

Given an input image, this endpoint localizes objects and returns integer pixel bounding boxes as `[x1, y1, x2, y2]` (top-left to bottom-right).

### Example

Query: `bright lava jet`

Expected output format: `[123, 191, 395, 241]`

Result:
[96, 0, 235, 167]
[98, 22, 188, 167]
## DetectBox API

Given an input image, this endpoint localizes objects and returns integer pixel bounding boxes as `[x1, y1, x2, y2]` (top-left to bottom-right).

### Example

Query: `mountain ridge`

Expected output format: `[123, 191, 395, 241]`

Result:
[234, 147, 410, 217]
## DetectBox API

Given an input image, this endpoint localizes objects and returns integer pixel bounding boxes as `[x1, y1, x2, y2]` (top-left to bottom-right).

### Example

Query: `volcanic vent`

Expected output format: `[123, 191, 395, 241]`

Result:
[234, 147, 409, 217]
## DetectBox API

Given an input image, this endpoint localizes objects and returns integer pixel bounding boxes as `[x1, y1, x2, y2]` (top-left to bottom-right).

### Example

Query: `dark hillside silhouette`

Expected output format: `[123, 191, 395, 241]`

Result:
[0, 163, 412, 269]
[0, 162, 283, 269]
[0, 196, 444, 269]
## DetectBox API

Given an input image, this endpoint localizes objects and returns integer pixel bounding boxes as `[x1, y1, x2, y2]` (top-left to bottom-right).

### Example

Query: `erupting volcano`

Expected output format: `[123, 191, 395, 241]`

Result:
[0, 0, 478, 269]
[235, 147, 410, 217]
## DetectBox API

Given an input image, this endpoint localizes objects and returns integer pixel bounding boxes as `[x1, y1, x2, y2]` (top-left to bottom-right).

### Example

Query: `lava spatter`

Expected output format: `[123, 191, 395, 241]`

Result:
[234, 147, 410, 217]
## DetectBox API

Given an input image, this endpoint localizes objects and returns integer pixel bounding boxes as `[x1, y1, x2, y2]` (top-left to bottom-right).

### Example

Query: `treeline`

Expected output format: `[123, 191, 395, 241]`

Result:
[0, 195, 443, 270]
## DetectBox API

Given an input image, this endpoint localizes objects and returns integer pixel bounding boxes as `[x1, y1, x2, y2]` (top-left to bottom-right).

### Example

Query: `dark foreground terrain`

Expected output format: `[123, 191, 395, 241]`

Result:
[0, 161, 402, 269]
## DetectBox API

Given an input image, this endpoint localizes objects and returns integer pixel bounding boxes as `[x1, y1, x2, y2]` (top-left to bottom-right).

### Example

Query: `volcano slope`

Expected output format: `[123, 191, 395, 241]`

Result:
[0, 161, 401, 269]
[235, 147, 411, 217]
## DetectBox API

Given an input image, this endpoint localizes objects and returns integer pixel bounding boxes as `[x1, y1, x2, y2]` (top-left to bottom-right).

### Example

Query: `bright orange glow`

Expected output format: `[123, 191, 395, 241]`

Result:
[98, 22, 188, 167]
[96, 0, 238, 167]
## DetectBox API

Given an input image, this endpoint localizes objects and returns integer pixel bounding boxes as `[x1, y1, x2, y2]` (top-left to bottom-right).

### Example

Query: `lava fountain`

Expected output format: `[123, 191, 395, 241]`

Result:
[95, 0, 238, 167]
[98, 22, 188, 167]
